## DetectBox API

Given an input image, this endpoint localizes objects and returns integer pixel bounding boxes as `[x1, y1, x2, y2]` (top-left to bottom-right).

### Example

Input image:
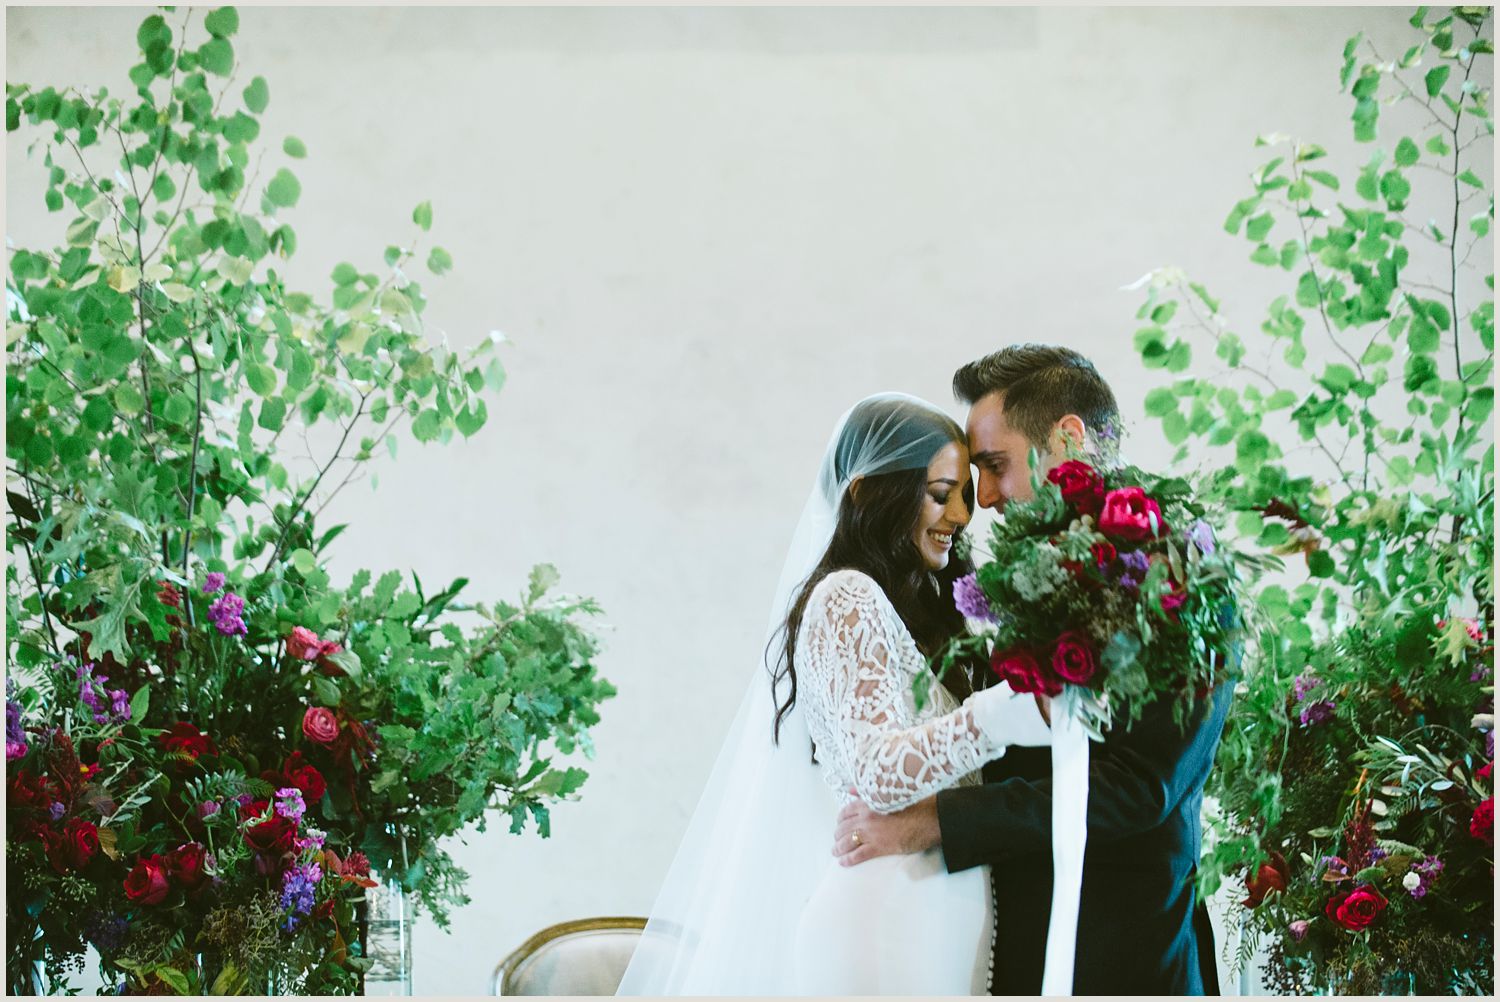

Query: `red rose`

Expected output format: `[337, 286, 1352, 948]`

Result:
[167, 841, 208, 890]
[1471, 797, 1494, 846]
[990, 648, 1062, 697]
[239, 798, 271, 823]
[123, 855, 171, 906]
[1478, 760, 1493, 785]
[63, 818, 99, 869]
[1047, 460, 1107, 516]
[243, 814, 297, 859]
[302, 707, 339, 745]
[1050, 632, 1098, 685]
[1097, 487, 1169, 542]
[158, 722, 217, 761]
[282, 752, 327, 804]
[1242, 851, 1289, 909]
[1091, 541, 1117, 569]
[1324, 885, 1387, 931]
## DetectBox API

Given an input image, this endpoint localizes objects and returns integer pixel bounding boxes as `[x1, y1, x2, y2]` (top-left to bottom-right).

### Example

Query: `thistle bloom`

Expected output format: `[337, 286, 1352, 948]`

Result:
[953, 574, 995, 622]
[202, 572, 226, 594]
[1117, 550, 1149, 590]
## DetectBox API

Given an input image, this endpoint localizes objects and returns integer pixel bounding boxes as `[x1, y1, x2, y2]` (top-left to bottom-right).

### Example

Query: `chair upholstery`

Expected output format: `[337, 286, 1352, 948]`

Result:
[492, 917, 648, 996]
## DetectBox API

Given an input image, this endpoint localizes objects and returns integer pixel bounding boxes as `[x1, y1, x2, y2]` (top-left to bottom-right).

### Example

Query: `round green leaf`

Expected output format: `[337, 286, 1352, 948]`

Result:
[245, 363, 277, 396]
[426, 246, 453, 275]
[283, 135, 307, 159]
[198, 38, 234, 77]
[1393, 137, 1420, 167]
[203, 7, 240, 38]
[243, 75, 269, 114]
[266, 168, 300, 208]
[412, 201, 433, 232]
[113, 383, 144, 415]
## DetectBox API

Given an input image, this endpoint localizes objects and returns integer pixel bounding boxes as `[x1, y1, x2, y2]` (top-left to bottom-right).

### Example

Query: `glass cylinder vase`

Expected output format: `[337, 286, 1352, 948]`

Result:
[362, 872, 413, 994]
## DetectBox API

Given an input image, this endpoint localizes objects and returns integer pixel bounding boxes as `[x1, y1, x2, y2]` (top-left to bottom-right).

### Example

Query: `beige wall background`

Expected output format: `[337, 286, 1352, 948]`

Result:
[8, 5, 1490, 995]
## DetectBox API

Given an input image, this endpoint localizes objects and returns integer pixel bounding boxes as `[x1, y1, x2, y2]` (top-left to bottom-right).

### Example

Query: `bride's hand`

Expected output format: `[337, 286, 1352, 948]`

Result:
[832, 793, 940, 867]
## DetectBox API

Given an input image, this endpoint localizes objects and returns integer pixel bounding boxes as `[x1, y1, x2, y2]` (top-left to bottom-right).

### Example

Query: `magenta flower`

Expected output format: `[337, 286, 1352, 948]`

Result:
[207, 592, 248, 636]
[202, 572, 226, 594]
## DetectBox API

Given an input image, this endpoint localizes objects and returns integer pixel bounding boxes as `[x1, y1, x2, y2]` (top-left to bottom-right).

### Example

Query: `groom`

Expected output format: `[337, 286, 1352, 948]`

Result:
[832, 344, 1232, 995]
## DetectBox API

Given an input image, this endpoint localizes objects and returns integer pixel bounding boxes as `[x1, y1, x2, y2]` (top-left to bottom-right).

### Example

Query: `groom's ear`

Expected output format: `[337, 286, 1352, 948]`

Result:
[1050, 414, 1087, 458]
[847, 475, 865, 504]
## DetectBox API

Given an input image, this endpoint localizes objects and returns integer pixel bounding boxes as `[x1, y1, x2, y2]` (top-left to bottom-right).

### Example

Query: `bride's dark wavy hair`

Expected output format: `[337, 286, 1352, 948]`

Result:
[769, 426, 978, 748]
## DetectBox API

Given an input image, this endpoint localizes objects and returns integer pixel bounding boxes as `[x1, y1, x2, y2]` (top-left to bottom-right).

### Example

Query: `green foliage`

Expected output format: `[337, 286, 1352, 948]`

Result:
[6, 6, 612, 995]
[1128, 7, 1493, 994]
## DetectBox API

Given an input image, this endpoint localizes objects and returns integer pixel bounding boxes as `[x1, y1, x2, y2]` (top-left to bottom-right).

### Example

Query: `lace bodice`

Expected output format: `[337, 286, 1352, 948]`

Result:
[795, 569, 1005, 814]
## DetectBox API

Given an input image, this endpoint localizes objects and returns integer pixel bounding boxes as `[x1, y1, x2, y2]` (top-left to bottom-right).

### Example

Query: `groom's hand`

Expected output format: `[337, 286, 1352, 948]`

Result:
[832, 792, 940, 866]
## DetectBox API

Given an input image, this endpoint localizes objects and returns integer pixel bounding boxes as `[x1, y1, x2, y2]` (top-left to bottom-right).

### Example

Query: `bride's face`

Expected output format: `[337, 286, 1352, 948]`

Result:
[911, 441, 972, 571]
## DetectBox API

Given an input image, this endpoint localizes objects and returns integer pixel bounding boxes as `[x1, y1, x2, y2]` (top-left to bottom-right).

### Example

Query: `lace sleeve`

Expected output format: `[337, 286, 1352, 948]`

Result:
[800, 571, 1008, 814]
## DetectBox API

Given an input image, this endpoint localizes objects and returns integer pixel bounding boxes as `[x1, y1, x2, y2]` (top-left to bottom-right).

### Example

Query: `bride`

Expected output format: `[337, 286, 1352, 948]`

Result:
[618, 393, 1051, 996]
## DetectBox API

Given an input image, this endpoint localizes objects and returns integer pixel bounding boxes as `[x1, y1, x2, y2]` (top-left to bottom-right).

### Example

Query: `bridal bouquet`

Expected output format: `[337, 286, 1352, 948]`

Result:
[936, 457, 1248, 737]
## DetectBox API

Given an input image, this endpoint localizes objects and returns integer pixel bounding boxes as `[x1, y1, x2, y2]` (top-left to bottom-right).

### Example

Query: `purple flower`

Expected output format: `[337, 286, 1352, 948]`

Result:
[1488, 730, 1495, 759]
[198, 800, 221, 819]
[49, 802, 66, 821]
[1299, 700, 1336, 727]
[1116, 550, 1149, 590]
[1288, 919, 1309, 941]
[6, 697, 28, 761]
[275, 787, 306, 824]
[1187, 519, 1216, 555]
[74, 664, 130, 725]
[202, 572, 226, 594]
[82, 913, 129, 953]
[278, 861, 323, 931]
[1406, 855, 1444, 899]
[953, 574, 995, 622]
[207, 592, 248, 637]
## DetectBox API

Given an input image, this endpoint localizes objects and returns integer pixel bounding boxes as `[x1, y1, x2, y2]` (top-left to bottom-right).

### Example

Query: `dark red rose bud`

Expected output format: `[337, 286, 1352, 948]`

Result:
[123, 855, 171, 905]
[1050, 632, 1098, 685]
[1047, 461, 1107, 516]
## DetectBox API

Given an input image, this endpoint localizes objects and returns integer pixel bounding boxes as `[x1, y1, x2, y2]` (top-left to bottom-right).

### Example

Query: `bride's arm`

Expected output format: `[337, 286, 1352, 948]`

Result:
[804, 572, 1050, 815]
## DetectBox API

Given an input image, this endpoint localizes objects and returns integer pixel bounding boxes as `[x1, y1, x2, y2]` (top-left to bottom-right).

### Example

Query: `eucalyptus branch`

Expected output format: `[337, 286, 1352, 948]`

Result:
[18, 476, 60, 654]
[264, 391, 370, 573]
[1448, 43, 1478, 545]
[312, 407, 405, 521]
[180, 337, 204, 630]
[1288, 159, 1365, 378]
[1363, 38, 1456, 134]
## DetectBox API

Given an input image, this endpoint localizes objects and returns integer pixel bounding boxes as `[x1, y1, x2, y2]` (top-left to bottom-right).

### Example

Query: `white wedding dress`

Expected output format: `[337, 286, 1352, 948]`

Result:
[791, 569, 1033, 996]
[617, 394, 1053, 997]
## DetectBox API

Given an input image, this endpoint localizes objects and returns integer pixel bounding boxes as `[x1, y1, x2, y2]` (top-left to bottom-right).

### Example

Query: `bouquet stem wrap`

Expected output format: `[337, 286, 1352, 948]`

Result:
[1041, 687, 1090, 996]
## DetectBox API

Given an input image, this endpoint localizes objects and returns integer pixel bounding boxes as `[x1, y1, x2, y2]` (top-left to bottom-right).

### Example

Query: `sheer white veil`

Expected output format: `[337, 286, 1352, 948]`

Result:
[618, 392, 966, 996]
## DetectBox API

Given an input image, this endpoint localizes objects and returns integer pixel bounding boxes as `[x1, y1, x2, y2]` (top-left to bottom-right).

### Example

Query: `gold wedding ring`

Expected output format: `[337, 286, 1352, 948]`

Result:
[850, 830, 863, 849]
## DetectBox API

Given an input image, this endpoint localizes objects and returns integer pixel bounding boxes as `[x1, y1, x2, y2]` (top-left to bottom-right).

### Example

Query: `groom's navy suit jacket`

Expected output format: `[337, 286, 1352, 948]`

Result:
[935, 680, 1232, 996]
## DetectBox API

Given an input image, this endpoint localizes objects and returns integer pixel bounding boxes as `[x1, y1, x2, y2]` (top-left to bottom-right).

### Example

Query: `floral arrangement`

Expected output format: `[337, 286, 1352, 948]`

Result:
[6, 7, 614, 994]
[1122, 5, 1493, 993]
[933, 455, 1249, 736]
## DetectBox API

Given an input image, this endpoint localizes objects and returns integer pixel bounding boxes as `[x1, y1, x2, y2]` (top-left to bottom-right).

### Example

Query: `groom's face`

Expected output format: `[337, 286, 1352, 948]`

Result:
[965, 391, 1052, 512]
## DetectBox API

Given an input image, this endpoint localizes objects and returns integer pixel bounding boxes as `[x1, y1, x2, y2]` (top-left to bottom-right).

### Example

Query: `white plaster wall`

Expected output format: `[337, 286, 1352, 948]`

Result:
[7, 6, 1489, 995]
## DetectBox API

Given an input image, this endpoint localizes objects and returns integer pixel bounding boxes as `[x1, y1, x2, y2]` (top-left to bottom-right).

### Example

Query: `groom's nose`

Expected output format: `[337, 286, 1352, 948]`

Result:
[975, 472, 1003, 512]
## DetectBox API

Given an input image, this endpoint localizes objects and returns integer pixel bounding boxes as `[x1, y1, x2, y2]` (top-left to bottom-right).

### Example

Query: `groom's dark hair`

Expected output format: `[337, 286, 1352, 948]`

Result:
[953, 344, 1121, 451]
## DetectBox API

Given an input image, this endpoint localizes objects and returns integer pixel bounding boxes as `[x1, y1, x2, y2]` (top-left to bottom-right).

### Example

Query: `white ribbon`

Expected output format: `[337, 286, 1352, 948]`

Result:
[1040, 686, 1091, 996]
